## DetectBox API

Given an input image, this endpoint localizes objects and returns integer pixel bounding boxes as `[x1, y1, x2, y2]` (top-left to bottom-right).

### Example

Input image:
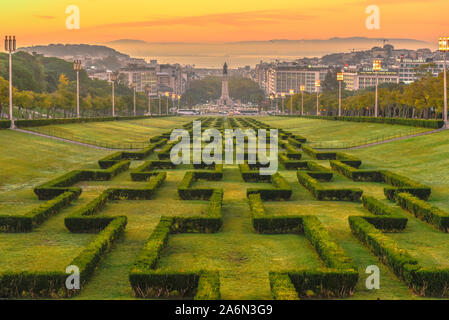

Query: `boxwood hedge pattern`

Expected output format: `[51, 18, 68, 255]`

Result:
[0, 134, 173, 298]
[248, 193, 358, 299]
[301, 115, 444, 129]
[129, 190, 223, 299]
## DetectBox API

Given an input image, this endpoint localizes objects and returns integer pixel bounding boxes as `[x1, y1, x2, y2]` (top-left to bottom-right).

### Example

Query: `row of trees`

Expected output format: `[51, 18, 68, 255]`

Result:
[182, 76, 265, 106]
[280, 72, 447, 119]
[0, 52, 175, 119]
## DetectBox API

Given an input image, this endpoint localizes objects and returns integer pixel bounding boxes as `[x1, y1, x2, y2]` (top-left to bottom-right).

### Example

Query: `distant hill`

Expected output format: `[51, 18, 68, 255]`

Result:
[18, 44, 130, 60]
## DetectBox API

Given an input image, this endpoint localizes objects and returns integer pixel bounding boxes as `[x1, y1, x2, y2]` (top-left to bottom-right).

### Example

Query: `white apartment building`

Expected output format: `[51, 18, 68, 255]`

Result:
[263, 63, 327, 94]
[342, 71, 400, 91]
[398, 59, 445, 84]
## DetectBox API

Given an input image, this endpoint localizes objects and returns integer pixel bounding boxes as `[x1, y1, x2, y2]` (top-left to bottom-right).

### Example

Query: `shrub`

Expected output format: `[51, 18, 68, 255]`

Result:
[0, 216, 126, 298]
[0, 120, 11, 129]
[382, 171, 431, 201]
[301, 115, 444, 129]
[396, 193, 449, 232]
[361, 195, 408, 231]
[297, 172, 362, 202]
[247, 173, 292, 200]
[302, 146, 336, 160]
[330, 161, 383, 182]
[14, 116, 158, 128]
[269, 272, 299, 300]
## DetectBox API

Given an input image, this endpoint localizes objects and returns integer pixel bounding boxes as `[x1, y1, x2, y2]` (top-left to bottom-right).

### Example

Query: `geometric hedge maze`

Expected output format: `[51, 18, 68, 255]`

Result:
[1, 116, 449, 299]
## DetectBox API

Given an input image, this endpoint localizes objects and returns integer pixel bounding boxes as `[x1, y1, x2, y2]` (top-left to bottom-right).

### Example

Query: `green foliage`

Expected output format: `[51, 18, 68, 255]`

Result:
[0, 120, 11, 129]
[303, 116, 443, 129]
[382, 170, 431, 201]
[247, 173, 292, 200]
[0, 191, 80, 233]
[182, 76, 264, 106]
[396, 193, 449, 232]
[297, 171, 363, 202]
[361, 195, 408, 231]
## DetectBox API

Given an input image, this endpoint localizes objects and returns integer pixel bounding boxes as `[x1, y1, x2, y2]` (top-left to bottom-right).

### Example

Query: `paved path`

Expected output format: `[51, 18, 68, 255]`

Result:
[11, 128, 130, 151]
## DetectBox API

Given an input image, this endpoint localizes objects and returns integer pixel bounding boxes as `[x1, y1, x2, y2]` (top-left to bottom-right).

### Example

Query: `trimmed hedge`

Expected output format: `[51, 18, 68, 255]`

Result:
[349, 215, 449, 296]
[129, 190, 223, 300]
[34, 160, 130, 200]
[330, 160, 383, 182]
[396, 193, 449, 232]
[248, 194, 302, 234]
[131, 160, 176, 181]
[177, 166, 224, 200]
[247, 172, 292, 200]
[0, 216, 126, 298]
[0, 191, 80, 233]
[239, 163, 272, 182]
[0, 120, 11, 129]
[269, 273, 299, 300]
[382, 171, 431, 201]
[301, 115, 444, 129]
[302, 145, 336, 160]
[14, 115, 162, 128]
[361, 195, 408, 231]
[297, 171, 362, 202]
[98, 139, 167, 169]
[65, 173, 166, 232]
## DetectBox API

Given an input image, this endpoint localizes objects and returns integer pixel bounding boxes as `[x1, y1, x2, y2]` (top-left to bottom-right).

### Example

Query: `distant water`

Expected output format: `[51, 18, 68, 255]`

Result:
[105, 39, 433, 68]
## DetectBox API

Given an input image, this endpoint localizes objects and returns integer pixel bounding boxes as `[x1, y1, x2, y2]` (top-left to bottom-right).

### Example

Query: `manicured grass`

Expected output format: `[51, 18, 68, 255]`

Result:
[347, 130, 449, 210]
[259, 116, 430, 148]
[28, 117, 192, 148]
[2, 117, 449, 300]
[0, 129, 108, 216]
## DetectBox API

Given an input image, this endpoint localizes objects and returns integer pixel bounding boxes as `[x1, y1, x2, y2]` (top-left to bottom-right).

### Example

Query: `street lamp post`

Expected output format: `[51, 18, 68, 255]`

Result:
[165, 92, 170, 115]
[337, 73, 344, 117]
[158, 93, 162, 115]
[300, 85, 305, 116]
[281, 93, 285, 114]
[289, 89, 294, 115]
[275, 93, 279, 115]
[269, 95, 274, 112]
[5, 36, 16, 128]
[110, 73, 117, 117]
[73, 60, 82, 118]
[439, 37, 449, 128]
[132, 83, 137, 117]
[315, 80, 321, 115]
[373, 59, 382, 118]
[178, 95, 181, 110]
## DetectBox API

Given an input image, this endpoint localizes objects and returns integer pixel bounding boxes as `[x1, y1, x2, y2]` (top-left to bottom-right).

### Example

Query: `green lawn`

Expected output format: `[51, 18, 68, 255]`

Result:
[1, 117, 449, 300]
[27, 117, 192, 149]
[259, 116, 430, 148]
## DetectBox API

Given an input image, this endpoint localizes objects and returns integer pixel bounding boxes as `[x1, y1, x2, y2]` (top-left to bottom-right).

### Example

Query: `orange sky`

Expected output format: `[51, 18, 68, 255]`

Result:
[2, 0, 448, 46]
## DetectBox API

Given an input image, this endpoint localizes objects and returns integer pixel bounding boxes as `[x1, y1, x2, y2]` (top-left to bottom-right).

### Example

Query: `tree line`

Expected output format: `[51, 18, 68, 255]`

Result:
[281, 69, 448, 119]
[0, 51, 171, 119]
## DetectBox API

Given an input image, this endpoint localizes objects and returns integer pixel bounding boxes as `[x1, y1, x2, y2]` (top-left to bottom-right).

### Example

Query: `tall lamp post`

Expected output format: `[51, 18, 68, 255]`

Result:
[110, 73, 117, 117]
[269, 94, 274, 112]
[5, 36, 16, 128]
[73, 60, 82, 118]
[275, 93, 279, 115]
[132, 83, 137, 117]
[439, 37, 449, 128]
[165, 92, 170, 115]
[177, 95, 181, 110]
[289, 89, 294, 115]
[337, 72, 344, 117]
[158, 93, 162, 115]
[315, 80, 321, 115]
[373, 59, 382, 118]
[300, 85, 305, 116]
[281, 92, 285, 114]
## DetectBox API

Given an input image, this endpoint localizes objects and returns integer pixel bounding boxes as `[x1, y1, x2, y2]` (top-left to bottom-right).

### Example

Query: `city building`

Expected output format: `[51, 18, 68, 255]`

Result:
[342, 70, 400, 90]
